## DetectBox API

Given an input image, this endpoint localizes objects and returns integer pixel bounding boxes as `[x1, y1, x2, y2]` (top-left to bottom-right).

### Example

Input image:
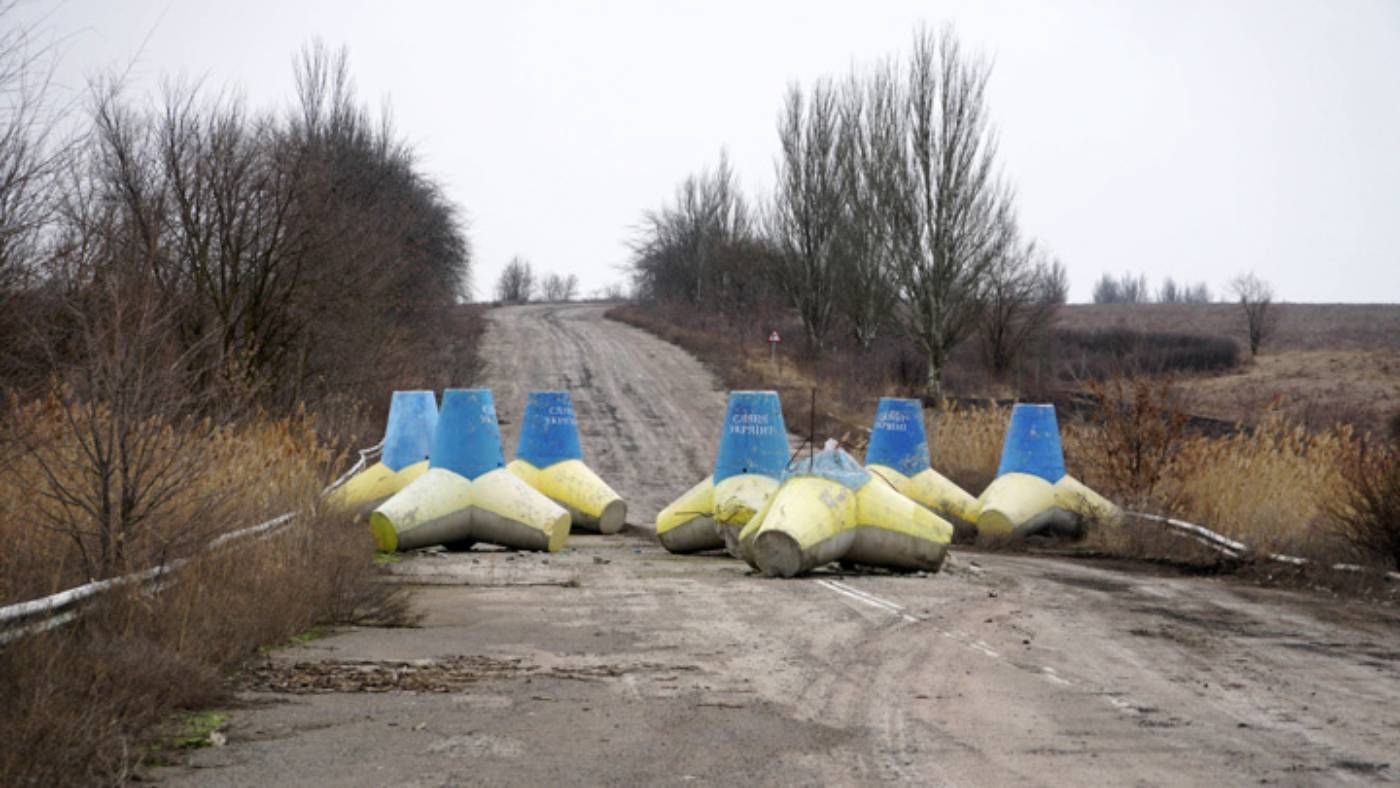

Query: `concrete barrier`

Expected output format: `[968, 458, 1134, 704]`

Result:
[864, 397, 981, 529]
[329, 390, 438, 514]
[977, 404, 1121, 539]
[735, 441, 954, 577]
[657, 391, 789, 554]
[508, 390, 628, 534]
[370, 389, 570, 553]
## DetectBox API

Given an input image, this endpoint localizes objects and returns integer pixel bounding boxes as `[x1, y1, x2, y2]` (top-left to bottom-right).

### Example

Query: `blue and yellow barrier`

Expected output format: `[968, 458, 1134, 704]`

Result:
[508, 391, 628, 534]
[657, 391, 789, 554]
[370, 389, 570, 553]
[329, 390, 438, 514]
[976, 404, 1120, 539]
[735, 441, 953, 577]
[864, 397, 980, 529]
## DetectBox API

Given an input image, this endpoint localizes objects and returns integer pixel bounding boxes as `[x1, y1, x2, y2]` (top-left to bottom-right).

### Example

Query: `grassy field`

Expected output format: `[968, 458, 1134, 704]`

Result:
[1058, 303, 1400, 432]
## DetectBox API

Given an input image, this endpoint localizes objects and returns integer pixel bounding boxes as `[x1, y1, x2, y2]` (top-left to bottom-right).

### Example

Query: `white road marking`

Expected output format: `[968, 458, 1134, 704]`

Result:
[815, 579, 920, 623]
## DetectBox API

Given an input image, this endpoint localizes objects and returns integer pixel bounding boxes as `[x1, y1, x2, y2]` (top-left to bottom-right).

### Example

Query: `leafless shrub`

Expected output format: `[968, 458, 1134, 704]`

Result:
[1323, 432, 1400, 570]
[1082, 376, 1190, 508]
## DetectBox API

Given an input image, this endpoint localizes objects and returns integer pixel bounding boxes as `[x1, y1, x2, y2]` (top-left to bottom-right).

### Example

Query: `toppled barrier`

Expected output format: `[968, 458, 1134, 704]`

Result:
[508, 390, 628, 534]
[370, 389, 570, 553]
[977, 404, 1120, 538]
[657, 391, 789, 554]
[736, 441, 954, 577]
[864, 397, 981, 530]
[329, 390, 437, 514]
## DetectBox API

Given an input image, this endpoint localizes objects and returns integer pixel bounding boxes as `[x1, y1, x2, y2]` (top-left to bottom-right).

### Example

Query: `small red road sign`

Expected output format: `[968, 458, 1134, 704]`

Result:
[768, 331, 781, 343]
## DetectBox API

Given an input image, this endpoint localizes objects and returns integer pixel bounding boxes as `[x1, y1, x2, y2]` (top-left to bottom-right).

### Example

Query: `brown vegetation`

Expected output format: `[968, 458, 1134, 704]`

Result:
[0, 17, 466, 785]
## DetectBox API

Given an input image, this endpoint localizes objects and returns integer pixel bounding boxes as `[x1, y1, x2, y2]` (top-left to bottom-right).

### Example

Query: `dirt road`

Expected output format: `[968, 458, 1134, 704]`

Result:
[163, 304, 1400, 786]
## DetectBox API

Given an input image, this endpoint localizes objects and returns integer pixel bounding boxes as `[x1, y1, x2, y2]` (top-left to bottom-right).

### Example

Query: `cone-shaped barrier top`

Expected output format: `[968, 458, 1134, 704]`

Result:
[864, 397, 930, 476]
[996, 403, 1066, 483]
[516, 390, 584, 468]
[713, 391, 789, 484]
[430, 388, 506, 481]
[381, 390, 439, 472]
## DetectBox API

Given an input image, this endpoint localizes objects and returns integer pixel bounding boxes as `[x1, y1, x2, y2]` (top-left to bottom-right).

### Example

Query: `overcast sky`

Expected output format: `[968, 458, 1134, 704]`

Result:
[21, 0, 1400, 303]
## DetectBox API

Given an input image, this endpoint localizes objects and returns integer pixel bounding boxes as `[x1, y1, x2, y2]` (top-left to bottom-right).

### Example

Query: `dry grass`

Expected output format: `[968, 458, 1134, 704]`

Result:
[1058, 303, 1400, 434]
[0, 403, 414, 785]
[1174, 349, 1400, 433]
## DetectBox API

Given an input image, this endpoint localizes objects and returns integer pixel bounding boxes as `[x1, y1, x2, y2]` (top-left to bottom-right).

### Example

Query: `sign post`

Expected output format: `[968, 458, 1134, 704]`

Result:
[768, 330, 781, 365]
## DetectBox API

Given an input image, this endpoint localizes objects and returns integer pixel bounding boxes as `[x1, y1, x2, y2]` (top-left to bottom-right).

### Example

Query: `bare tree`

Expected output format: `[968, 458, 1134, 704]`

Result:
[629, 151, 753, 307]
[979, 242, 1066, 376]
[496, 255, 535, 303]
[1230, 271, 1277, 357]
[540, 272, 578, 302]
[1092, 272, 1149, 304]
[875, 27, 1016, 401]
[832, 71, 897, 349]
[769, 80, 843, 352]
[1157, 277, 1212, 304]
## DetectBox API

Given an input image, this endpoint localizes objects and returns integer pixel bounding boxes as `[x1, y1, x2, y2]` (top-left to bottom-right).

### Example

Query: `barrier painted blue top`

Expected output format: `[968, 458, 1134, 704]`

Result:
[516, 390, 583, 468]
[996, 403, 1067, 482]
[381, 390, 438, 472]
[430, 388, 506, 480]
[864, 397, 930, 476]
[713, 391, 789, 483]
[785, 445, 872, 490]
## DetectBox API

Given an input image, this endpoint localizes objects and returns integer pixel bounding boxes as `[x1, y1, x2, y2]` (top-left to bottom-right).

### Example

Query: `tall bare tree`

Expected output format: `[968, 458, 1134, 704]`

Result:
[1230, 271, 1277, 357]
[832, 71, 897, 349]
[769, 80, 843, 352]
[877, 27, 1016, 401]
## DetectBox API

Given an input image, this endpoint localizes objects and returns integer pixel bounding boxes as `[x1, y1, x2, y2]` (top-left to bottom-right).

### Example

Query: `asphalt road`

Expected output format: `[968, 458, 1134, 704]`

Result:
[160, 303, 1400, 786]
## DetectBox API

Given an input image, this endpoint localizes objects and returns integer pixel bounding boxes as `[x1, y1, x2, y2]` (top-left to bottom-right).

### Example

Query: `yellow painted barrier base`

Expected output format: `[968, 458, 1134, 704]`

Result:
[736, 477, 953, 577]
[655, 473, 781, 556]
[714, 474, 781, 557]
[508, 458, 628, 534]
[656, 477, 721, 553]
[867, 463, 981, 533]
[328, 459, 429, 516]
[370, 467, 570, 553]
[976, 472, 1121, 539]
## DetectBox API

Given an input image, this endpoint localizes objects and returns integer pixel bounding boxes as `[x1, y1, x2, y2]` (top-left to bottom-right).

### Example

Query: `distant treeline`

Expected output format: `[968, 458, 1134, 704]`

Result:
[1092, 272, 1213, 305]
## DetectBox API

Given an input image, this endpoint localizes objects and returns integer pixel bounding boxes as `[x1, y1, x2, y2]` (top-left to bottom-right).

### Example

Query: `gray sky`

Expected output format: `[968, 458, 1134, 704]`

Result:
[23, 0, 1400, 303]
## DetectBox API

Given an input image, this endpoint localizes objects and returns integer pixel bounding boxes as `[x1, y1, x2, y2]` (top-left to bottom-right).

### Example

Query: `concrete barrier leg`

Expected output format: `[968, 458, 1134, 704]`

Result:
[657, 477, 722, 553]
